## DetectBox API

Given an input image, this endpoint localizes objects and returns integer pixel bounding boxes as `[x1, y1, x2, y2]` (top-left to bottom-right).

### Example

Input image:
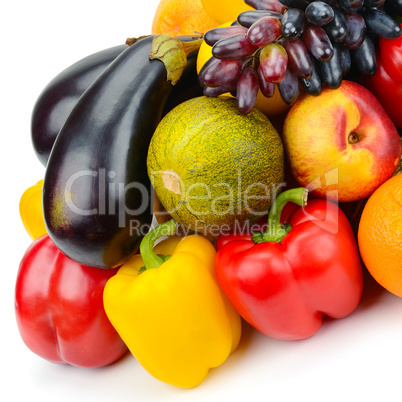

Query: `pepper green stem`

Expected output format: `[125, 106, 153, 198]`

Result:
[252, 187, 308, 244]
[140, 219, 177, 271]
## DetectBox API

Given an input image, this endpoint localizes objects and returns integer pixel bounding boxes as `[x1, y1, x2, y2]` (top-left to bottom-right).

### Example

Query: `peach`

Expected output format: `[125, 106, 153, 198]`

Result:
[282, 81, 401, 202]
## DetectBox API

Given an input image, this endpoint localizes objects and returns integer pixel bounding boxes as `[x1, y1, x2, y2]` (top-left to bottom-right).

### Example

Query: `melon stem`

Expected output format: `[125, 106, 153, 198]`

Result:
[252, 187, 308, 244]
[140, 219, 177, 270]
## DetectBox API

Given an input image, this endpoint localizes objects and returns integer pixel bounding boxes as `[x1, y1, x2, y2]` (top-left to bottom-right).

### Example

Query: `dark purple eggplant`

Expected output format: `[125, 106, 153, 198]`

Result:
[43, 35, 202, 269]
[32, 38, 202, 166]
[31, 45, 127, 166]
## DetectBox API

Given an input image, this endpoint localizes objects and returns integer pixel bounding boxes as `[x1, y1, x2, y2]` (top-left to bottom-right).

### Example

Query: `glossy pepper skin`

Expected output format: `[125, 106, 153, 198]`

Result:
[15, 235, 127, 367]
[19, 179, 47, 239]
[103, 220, 241, 388]
[215, 188, 363, 341]
[362, 24, 402, 128]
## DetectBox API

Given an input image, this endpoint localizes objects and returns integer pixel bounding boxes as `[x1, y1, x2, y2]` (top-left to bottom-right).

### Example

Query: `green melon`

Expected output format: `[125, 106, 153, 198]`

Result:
[147, 96, 284, 235]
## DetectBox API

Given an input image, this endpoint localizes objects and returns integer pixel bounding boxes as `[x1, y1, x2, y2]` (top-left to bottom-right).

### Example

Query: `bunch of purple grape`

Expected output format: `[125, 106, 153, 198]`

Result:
[198, 0, 402, 114]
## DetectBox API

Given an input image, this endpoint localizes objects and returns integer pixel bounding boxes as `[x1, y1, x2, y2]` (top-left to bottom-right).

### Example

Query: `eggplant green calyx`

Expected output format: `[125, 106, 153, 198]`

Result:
[149, 34, 203, 85]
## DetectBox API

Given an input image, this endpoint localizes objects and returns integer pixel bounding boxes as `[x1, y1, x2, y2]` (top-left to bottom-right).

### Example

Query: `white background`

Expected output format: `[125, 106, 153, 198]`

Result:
[2, 1, 402, 401]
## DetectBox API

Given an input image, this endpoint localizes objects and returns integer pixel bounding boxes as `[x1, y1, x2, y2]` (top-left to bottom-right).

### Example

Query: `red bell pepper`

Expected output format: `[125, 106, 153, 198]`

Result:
[215, 202, 298, 251]
[215, 188, 363, 341]
[361, 23, 402, 128]
[379, 25, 402, 85]
[15, 235, 127, 367]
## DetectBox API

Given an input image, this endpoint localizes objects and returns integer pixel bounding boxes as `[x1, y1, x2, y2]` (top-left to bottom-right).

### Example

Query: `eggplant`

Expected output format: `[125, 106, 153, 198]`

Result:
[31, 45, 127, 166]
[32, 38, 202, 167]
[43, 35, 202, 269]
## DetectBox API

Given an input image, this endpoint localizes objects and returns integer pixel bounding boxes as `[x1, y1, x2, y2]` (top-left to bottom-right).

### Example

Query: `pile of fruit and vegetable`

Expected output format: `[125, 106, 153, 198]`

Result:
[16, 0, 402, 389]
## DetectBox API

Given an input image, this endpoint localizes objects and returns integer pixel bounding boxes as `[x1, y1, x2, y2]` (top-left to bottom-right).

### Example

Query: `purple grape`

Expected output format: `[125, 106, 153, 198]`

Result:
[237, 10, 283, 28]
[245, 0, 287, 12]
[203, 80, 238, 97]
[259, 42, 288, 83]
[351, 34, 377, 76]
[338, 45, 351, 76]
[280, 38, 313, 79]
[299, 56, 322, 95]
[277, 67, 300, 105]
[302, 25, 334, 61]
[198, 57, 243, 87]
[359, 7, 402, 39]
[305, 1, 335, 26]
[247, 16, 282, 47]
[278, 0, 311, 10]
[236, 67, 260, 114]
[318, 44, 343, 89]
[197, 0, 402, 115]
[257, 66, 276, 97]
[343, 13, 366, 49]
[204, 26, 248, 46]
[323, 7, 347, 42]
[212, 33, 258, 59]
[321, 0, 337, 5]
[281, 9, 306, 39]
[340, 0, 364, 13]
[364, 0, 385, 6]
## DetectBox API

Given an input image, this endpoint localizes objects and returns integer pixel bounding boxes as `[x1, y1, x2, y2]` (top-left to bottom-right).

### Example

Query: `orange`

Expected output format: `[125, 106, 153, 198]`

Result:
[151, 0, 219, 37]
[358, 173, 402, 297]
[196, 22, 290, 119]
[201, 0, 253, 25]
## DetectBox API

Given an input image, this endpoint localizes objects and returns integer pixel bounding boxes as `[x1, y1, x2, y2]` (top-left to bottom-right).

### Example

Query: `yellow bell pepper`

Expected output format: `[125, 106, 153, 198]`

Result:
[19, 179, 47, 239]
[103, 219, 242, 388]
